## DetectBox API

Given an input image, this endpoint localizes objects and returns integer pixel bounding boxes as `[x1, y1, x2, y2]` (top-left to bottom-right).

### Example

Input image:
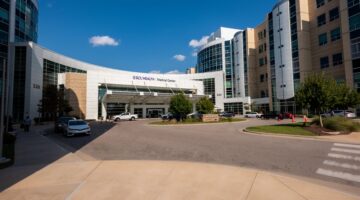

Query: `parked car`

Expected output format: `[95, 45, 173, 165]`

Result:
[112, 112, 138, 121]
[161, 113, 173, 120]
[63, 120, 91, 137]
[260, 112, 280, 120]
[187, 112, 202, 119]
[244, 112, 262, 118]
[54, 116, 76, 133]
[321, 110, 356, 118]
[219, 112, 235, 118]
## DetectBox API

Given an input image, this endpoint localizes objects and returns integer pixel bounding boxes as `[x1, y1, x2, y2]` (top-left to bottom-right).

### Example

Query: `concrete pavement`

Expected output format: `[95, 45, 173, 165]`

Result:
[1, 121, 359, 199]
[1, 160, 359, 200]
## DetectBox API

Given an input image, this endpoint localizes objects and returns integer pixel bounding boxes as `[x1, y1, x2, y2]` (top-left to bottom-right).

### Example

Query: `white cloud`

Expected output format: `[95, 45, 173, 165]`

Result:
[148, 70, 161, 74]
[89, 36, 119, 47]
[166, 70, 183, 74]
[192, 50, 198, 57]
[189, 36, 209, 48]
[173, 54, 186, 62]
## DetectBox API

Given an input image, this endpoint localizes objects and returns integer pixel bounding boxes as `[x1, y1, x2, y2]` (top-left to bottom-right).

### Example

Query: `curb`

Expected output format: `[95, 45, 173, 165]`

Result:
[242, 128, 360, 144]
[147, 120, 247, 127]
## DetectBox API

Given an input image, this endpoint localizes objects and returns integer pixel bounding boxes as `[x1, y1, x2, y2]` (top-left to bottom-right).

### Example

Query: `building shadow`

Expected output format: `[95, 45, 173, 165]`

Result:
[0, 88, 115, 192]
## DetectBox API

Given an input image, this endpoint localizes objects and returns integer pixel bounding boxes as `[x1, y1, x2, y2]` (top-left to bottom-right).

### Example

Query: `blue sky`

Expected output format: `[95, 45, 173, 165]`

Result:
[39, 0, 277, 74]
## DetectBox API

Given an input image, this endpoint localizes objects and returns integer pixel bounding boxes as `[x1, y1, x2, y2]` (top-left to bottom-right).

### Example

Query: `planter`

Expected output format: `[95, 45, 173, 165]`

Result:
[202, 114, 220, 123]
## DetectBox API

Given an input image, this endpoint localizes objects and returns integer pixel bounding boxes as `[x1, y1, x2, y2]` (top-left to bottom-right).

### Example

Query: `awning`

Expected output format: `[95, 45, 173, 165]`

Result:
[103, 91, 208, 104]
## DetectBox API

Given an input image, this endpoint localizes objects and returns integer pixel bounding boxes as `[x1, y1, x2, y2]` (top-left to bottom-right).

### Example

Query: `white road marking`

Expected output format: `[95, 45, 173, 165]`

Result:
[323, 160, 360, 170]
[334, 143, 360, 149]
[331, 147, 360, 155]
[328, 153, 360, 162]
[316, 168, 360, 183]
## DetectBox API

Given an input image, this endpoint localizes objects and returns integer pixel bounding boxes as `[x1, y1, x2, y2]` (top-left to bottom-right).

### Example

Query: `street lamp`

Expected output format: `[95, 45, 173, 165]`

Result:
[0, 58, 10, 164]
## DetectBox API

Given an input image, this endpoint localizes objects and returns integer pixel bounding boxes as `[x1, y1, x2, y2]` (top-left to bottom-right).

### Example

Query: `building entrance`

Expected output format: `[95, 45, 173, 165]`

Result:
[146, 108, 165, 118]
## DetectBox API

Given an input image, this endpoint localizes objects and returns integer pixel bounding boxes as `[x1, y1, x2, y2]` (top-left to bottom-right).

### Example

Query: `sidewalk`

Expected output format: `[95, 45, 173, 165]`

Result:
[318, 132, 360, 144]
[0, 125, 359, 200]
[0, 124, 83, 192]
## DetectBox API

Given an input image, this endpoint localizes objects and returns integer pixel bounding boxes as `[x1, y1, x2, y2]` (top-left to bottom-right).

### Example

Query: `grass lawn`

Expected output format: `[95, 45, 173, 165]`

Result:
[246, 123, 316, 136]
[150, 118, 246, 125]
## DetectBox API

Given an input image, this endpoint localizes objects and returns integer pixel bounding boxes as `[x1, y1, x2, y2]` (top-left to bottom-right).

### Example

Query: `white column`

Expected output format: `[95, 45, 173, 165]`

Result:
[193, 103, 196, 112]
[101, 101, 107, 120]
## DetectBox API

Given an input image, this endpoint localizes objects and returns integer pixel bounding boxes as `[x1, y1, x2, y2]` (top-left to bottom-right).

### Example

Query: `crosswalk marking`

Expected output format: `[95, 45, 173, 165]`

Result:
[331, 147, 360, 155]
[334, 143, 360, 149]
[316, 168, 360, 183]
[328, 153, 360, 162]
[323, 160, 360, 170]
[316, 143, 360, 183]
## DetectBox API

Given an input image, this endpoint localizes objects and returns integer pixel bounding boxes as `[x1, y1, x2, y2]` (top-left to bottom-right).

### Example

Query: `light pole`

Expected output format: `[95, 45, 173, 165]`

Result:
[0, 58, 10, 164]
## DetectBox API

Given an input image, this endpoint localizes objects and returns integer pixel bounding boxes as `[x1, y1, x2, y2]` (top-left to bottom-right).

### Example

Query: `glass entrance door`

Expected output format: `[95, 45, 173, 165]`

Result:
[146, 108, 165, 118]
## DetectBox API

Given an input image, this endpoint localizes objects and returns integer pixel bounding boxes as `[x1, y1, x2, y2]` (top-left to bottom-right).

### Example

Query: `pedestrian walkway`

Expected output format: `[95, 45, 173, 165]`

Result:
[0, 160, 359, 200]
[316, 143, 360, 184]
[0, 124, 359, 200]
[0, 123, 83, 192]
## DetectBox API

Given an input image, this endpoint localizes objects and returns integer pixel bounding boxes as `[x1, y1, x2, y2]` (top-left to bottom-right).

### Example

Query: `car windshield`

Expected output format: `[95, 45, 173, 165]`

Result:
[60, 117, 75, 123]
[69, 121, 87, 126]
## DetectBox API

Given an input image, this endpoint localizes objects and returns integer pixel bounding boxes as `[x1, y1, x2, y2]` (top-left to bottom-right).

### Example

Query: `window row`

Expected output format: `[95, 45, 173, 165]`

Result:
[258, 29, 267, 40]
[259, 57, 267, 67]
[318, 27, 341, 46]
[258, 43, 267, 54]
[317, 7, 339, 27]
[320, 53, 343, 68]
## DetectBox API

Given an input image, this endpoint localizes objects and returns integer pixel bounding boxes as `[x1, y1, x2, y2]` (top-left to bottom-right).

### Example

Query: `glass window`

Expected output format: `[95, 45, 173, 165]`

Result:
[331, 27, 341, 41]
[349, 14, 360, 32]
[352, 38, 360, 59]
[316, 0, 325, 8]
[318, 33, 328, 46]
[329, 7, 339, 21]
[317, 14, 326, 27]
[332, 53, 343, 66]
[260, 74, 265, 82]
[320, 56, 329, 68]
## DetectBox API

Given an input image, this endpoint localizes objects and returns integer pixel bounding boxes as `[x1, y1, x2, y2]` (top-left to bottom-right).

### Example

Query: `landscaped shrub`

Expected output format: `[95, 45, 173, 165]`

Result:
[312, 116, 360, 132]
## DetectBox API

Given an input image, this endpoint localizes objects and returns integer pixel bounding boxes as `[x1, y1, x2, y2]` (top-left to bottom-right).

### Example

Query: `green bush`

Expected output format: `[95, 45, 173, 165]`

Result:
[312, 116, 360, 132]
[183, 118, 201, 123]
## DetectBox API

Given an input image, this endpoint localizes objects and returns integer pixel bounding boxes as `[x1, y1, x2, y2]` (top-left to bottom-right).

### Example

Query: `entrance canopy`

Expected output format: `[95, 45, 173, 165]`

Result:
[103, 90, 208, 104]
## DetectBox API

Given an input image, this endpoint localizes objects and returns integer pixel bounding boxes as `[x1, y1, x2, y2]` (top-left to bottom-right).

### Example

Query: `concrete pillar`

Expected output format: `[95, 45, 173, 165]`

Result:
[142, 107, 147, 118]
[192, 103, 196, 113]
[101, 101, 107, 120]
[129, 104, 134, 114]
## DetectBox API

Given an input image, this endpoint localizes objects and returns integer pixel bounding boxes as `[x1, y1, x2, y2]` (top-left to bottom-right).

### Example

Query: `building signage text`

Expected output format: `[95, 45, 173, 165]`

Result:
[133, 76, 176, 83]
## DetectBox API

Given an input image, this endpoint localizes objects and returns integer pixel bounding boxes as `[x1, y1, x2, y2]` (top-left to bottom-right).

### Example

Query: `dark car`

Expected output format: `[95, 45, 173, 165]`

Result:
[55, 116, 76, 133]
[161, 113, 174, 120]
[219, 112, 235, 118]
[260, 112, 280, 120]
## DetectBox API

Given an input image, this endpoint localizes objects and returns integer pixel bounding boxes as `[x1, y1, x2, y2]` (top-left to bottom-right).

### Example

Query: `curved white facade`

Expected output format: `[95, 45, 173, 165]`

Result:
[272, 0, 295, 100]
[12, 42, 250, 120]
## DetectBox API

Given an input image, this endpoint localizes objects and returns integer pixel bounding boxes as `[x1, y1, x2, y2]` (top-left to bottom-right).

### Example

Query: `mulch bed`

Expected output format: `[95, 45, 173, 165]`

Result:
[304, 124, 351, 136]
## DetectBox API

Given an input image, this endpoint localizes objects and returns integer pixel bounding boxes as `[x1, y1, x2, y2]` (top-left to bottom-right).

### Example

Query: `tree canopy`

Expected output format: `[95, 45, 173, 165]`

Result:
[196, 97, 214, 114]
[295, 73, 360, 114]
[169, 93, 192, 121]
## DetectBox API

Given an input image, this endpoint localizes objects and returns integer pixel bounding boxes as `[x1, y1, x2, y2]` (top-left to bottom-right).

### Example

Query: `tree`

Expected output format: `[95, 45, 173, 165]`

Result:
[42, 85, 59, 120]
[196, 97, 214, 114]
[169, 93, 192, 122]
[41, 85, 73, 120]
[295, 73, 360, 127]
[333, 83, 360, 110]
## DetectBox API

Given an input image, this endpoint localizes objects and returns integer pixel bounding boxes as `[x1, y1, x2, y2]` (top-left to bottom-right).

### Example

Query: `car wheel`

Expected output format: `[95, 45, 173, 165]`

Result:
[131, 117, 135, 121]
[115, 118, 120, 122]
